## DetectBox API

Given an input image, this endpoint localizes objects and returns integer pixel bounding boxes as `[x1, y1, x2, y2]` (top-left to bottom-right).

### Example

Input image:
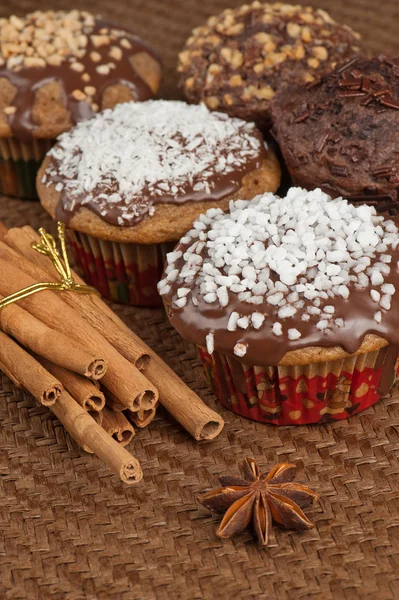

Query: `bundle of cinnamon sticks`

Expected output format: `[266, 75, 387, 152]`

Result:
[0, 222, 224, 484]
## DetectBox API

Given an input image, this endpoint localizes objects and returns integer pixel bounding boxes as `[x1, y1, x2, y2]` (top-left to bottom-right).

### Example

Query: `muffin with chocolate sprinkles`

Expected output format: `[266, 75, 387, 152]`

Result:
[272, 56, 399, 214]
[160, 187, 399, 425]
[178, 2, 364, 129]
[38, 99, 280, 306]
[0, 10, 161, 198]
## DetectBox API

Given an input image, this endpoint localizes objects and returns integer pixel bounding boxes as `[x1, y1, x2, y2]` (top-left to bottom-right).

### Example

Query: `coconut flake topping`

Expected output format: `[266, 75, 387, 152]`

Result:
[45, 100, 264, 225]
[158, 188, 399, 357]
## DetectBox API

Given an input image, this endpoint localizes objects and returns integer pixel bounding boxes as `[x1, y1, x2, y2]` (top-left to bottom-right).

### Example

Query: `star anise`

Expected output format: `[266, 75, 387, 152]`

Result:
[198, 458, 320, 546]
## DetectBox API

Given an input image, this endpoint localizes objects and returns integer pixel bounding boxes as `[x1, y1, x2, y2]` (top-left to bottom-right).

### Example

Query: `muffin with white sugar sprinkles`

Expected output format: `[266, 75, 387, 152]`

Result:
[160, 187, 399, 425]
[38, 100, 280, 306]
[0, 9, 161, 199]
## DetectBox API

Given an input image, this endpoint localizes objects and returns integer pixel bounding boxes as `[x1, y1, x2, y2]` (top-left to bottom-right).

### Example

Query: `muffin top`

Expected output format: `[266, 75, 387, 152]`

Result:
[159, 188, 399, 367]
[39, 100, 269, 231]
[178, 2, 364, 128]
[272, 56, 399, 214]
[0, 10, 161, 140]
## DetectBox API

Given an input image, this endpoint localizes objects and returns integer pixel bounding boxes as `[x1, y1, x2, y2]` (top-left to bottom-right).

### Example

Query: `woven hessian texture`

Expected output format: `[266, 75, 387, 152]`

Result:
[0, 1, 399, 599]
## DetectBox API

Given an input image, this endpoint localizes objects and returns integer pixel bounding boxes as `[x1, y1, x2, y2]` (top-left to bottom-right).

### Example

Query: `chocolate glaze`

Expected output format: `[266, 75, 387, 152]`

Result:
[163, 232, 399, 369]
[0, 18, 157, 142]
[51, 129, 268, 227]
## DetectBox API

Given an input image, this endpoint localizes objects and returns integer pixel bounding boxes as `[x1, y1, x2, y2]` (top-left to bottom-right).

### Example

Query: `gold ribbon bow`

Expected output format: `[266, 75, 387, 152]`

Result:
[0, 222, 98, 310]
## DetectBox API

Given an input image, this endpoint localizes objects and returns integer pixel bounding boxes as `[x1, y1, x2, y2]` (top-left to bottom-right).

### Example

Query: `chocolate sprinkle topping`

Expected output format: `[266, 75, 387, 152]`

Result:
[272, 56, 399, 214]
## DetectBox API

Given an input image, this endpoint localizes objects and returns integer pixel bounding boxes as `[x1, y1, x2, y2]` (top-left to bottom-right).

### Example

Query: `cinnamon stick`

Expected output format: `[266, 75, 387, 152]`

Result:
[127, 406, 157, 428]
[101, 406, 135, 446]
[0, 331, 62, 406]
[0, 358, 22, 387]
[51, 391, 142, 484]
[3, 226, 224, 440]
[0, 299, 107, 379]
[6, 226, 151, 370]
[106, 393, 157, 428]
[0, 247, 158, 411]
[0, 221, 7, 241]
[38, 358, 106, 413]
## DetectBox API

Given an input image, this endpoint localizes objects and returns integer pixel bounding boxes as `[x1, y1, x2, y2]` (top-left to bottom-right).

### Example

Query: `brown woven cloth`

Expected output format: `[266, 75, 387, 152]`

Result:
[1, 1, 399, 598]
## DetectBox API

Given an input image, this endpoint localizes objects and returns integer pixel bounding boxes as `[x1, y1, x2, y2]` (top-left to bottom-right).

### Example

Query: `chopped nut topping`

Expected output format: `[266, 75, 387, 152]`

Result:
[223, 93, 234, 105]
[307, 57, 320, 69]
[301, 26, 312, 43]
[24, 56, 46, 68]
[205, 96, 220, 109]
[84, 85, 96, 96]
[294, 45, 305, 60]
[229, 74, 243, 87]
[301, 12, 315, 24]
[47, 54, 64, 66]
[91, 34, 110, 48]
[90, 51, 101, 63]
[208, 63, 222, 75]
[81, 72, 91, 82]
[96, 64, 110, 75]
[120, 38, 132, 49]
[286, 23, 301, 38]
[70, 61, 84, 72]
[312, 46, 328, 61]
[109, 45, 123, 61]
[220, 47, 243, 68]
[0, 11, 95, 70]
[71, 89, 86, 101]
[4, 105, 16, 115]
[254, 32, 273, 43]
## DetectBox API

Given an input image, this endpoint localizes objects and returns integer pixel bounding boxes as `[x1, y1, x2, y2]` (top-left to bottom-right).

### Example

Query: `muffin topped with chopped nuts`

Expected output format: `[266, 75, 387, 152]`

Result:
[159, 187, 399, 424]
[178, 2, 365, 129]
[0, 10, 161, 198]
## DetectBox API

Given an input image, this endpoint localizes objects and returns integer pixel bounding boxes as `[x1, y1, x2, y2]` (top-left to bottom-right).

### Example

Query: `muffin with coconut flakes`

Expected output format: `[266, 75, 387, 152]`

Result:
[38, 99, 280, 306]
[159, 187, 399, 425]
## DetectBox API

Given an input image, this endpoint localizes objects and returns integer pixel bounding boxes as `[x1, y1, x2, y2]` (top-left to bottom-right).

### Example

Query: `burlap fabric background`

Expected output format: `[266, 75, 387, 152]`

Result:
[0, 1, 398, 599]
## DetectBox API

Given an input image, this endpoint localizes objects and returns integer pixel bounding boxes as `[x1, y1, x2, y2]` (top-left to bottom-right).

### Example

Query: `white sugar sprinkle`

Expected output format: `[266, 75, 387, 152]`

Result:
[227, 312, 239, 331]
[288, 328, 301, 340]
[252, 313, 265, 329]
[234, 342, 247, 357]
[272, 322, 283, 336]
[237, 316, 250, 329]
[206, 332, 215, 354]
[174, 297, 187, 308]
[177, 288, 190, 298]
[370, 289, 380, 302]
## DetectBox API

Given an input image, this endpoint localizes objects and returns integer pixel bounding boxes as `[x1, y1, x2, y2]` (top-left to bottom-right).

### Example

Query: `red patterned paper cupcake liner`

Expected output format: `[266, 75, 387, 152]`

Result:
[68, 229, 174, 307]
[0, 137, 53, 199]
[198, 346, 399, 425]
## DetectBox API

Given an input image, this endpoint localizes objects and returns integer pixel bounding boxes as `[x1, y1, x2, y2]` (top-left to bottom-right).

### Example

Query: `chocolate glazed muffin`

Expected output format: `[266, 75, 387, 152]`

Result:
[178, 2, 365, 130]
[38, 100, 280, 306]
[272, 56, 399, 214]
[0, 10, 161, 198]
[159, 187, 399, 425]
